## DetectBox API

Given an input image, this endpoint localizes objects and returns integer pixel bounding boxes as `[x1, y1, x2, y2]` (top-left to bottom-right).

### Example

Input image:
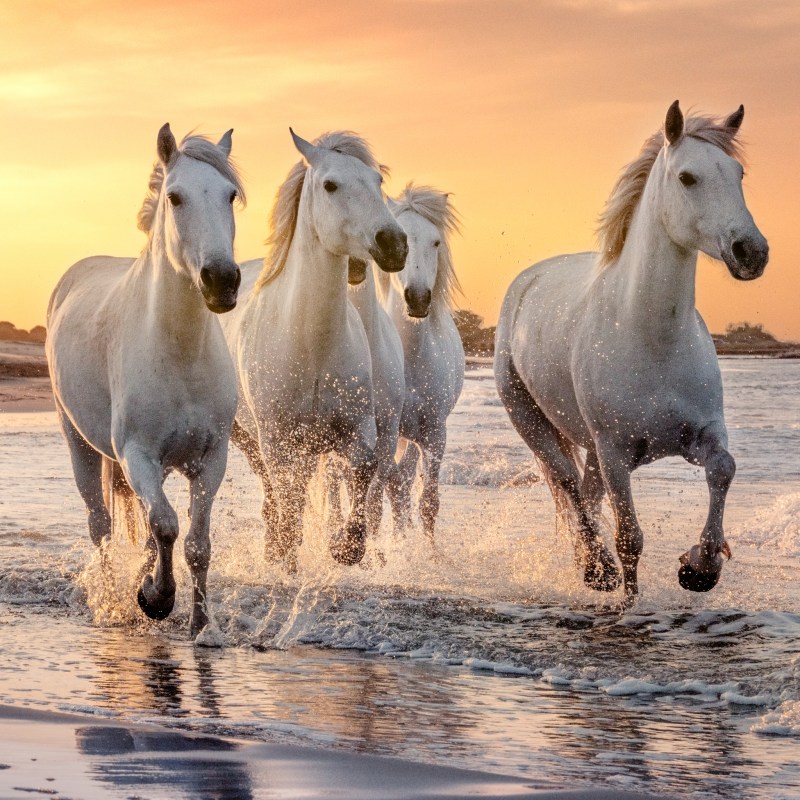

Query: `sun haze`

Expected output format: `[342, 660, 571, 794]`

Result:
[1, 0, 798, 338]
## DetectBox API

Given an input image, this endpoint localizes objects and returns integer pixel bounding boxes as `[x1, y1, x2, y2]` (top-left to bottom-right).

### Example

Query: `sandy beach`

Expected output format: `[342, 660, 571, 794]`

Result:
[0, 704, 671, 800]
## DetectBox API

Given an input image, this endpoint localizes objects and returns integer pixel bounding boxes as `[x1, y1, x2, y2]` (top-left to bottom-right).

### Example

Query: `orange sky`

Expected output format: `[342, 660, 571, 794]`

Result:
[1, 0, 798, 337]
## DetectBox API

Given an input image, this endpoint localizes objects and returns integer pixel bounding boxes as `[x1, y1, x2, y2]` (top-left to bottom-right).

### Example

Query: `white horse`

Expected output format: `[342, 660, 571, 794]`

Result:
[47, 124, 245, 636]
[221, 130, 408, 569]
[379, 185, 465, 540]
[494, 102, 769, 600]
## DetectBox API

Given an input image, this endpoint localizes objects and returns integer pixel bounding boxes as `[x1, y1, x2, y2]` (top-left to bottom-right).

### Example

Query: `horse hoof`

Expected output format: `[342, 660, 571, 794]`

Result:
[678, 563, 721, 592]
[584, 556, 622, 592]
[137, 575, 176, 621]
[330, 522, 367, 566]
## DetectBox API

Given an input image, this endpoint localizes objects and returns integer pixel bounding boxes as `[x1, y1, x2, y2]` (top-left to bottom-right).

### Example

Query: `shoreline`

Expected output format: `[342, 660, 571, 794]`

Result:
[0, 703, 671, 800]
[3, 341, 797, 415]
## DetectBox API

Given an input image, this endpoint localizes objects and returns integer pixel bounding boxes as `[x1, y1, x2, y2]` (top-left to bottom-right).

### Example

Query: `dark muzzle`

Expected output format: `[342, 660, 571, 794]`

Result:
[200, 262, 241, 313]
[370, 227, 408, 274]
[404, 286, 432, 318]
[724, 235, 769, 281]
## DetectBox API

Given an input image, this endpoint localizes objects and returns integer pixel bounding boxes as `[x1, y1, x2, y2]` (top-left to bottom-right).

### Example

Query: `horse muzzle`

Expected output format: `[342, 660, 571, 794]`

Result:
[370, 227, 408, 274]
[347, 257, 368, 286]
[404, 286, 432, 318]
[199, 262, 241, 313]
[722, 234, 769, 281]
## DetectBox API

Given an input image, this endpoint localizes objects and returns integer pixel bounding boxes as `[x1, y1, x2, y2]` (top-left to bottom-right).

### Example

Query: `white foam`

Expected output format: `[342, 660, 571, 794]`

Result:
[753, 700, 800, 737]
[736, 492, 800, 557]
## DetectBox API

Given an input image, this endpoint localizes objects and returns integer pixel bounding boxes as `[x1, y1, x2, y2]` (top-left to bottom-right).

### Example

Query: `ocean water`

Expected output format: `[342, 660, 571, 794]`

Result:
[1, 358, 799, 799]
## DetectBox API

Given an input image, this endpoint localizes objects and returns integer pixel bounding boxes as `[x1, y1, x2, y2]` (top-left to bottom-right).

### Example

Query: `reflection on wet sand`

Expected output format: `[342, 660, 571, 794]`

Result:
[75, 725, 253, 800]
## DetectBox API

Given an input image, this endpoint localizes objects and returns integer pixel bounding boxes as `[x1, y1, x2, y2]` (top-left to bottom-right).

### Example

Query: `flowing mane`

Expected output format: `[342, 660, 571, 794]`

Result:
[390, 183, 462, 309]
[596, 113, 745, 270]
[255, 131, 388, 291]
[137, 134, 246, 235]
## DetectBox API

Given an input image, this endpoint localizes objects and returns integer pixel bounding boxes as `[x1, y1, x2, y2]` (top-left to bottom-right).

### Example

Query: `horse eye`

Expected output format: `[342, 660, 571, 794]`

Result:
[167, 192, 183, 207]
[229, 191, 237, 204]
[433, 240, 441, 248]
[678, 172, 697, 187]
[323, 180, 338, 193]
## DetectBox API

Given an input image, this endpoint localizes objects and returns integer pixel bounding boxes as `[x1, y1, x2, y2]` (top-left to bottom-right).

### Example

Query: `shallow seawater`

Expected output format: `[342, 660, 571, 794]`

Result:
[1, 358, 799, 799]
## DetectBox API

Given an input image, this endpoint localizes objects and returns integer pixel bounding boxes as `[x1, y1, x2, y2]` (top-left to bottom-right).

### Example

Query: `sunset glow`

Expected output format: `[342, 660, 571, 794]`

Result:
[2, 0, 798, 337]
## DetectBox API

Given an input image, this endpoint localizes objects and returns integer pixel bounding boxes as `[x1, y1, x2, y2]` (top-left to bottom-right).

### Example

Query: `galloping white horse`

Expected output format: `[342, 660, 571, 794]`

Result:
[221, 130, 408, 569]
[379, 185, 465, 540]
[47, 125, 245, 636]
[495, 102, 768, 599]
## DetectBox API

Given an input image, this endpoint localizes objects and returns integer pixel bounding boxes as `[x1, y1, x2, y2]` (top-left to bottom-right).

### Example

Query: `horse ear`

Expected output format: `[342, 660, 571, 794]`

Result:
[724, 104, 745, 132]
[157, 123, 178, 167]
[665, 100, 684, 145]
[290, 128, 319, 166]
[217, 128, 234, 159]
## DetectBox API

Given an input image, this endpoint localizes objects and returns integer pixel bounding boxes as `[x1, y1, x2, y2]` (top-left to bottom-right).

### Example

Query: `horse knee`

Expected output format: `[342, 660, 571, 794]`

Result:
[148, 505, 179, 546]
[708, 450, 735, 489]
[184, 533, 211, 571]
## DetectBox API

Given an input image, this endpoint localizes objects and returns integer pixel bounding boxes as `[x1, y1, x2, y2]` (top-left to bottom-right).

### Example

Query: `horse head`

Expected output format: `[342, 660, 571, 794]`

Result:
[154, 124, 244, 313]
[290, 130, 407, 274]
[661, 101, 769, 281]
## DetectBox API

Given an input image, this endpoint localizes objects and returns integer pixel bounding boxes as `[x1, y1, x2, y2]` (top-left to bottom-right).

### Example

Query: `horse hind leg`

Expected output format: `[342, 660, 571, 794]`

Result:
[678, 429, 735, 592]
[56, 402, 111, 548]
[494, 358, 621, 592]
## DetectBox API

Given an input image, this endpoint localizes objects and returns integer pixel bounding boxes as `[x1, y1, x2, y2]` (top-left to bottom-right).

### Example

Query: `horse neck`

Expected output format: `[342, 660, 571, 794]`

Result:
[385, 279, 442, 352]
[132, 230, 214, 358]
[608, 163, 698, 345]
[349, 264, 380, 336]
[281, 190, 349, 342]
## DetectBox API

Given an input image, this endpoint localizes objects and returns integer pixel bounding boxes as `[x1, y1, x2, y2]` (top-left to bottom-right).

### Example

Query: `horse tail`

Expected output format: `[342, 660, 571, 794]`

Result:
[101, 457, 146, 545]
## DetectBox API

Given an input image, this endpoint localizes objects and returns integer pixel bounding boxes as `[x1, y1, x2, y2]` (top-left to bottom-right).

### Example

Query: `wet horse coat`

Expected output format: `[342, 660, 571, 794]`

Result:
[47, 125, 245, 636]
[494, 102, 768, 598]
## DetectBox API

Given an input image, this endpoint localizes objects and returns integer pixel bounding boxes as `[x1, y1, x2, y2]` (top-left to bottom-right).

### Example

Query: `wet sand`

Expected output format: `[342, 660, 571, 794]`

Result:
[0, 705, 670, 800]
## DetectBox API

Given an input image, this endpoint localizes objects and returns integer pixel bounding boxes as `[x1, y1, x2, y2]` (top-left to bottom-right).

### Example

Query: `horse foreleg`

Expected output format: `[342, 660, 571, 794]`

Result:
[184, 444, 228, 638]
[595, 443, 643, 600]
[581, 446, 606, 522]
[419, 432, 446, 542]
[385, 438, 418, 533]
[330, 434, 377, 566]
[231, 421, 279, 543]
[269, 455, 315, 572]
[120, 445, 178, 621]
[364, 417, 402, 536]
[678, 430, 735, 592]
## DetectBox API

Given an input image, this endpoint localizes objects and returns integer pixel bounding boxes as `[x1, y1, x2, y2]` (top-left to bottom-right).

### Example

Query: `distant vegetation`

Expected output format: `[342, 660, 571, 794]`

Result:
[0, 322, 46, 343]
[453, 310, 496, 357]
[720, 322, 778, 344]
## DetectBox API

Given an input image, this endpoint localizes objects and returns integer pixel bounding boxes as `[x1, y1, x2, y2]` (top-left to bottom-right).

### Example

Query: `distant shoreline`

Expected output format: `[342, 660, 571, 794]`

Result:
[2, 340, 798, 415]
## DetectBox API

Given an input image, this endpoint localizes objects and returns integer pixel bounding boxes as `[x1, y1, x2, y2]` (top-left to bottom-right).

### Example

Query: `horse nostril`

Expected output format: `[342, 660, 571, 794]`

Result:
[200, 267, 214, 289]
[234, 268, 242, 290]
[732, 240, 748, 263]
[375, 228, 393, 252]
[424, 289, 432, 305]
[404, 287, 413, 305]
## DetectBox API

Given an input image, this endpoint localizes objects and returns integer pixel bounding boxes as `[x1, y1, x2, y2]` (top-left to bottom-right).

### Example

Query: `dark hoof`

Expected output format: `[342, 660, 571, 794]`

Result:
[678, 563, 721, 592]
[584, 554, 622, 592]
[330, 521, 367, 566]
[137, 575, 176, 621]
